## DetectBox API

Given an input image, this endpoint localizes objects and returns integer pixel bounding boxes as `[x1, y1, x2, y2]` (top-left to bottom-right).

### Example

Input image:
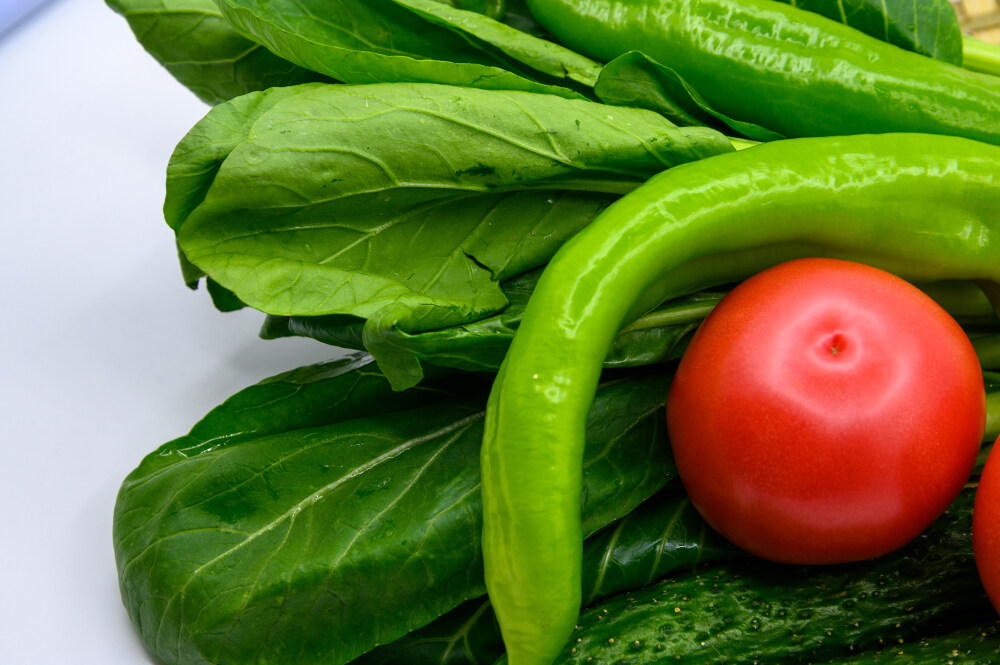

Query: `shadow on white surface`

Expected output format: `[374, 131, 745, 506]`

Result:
[71, 479, 164, 665]
[0, 0, 63, 40]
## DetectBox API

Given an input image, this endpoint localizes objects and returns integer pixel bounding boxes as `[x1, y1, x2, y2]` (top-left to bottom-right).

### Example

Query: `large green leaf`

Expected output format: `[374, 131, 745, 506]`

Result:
[114, 357, 676, 665]
[776, 0, 963, 65]
[578, 490, 741, 605]
[354, 490, 742, 665]
[105, 0, 333, 105]
[212, 0, 594, 97]
[387, 0, 601, 87]
[431, 0, 545, 36]
[167, 82, 731, 386]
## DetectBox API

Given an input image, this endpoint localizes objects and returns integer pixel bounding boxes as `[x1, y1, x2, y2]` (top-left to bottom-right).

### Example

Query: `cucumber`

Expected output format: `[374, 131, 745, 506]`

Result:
[816, 621, 1000, 664]
[497, 490, 988, 664]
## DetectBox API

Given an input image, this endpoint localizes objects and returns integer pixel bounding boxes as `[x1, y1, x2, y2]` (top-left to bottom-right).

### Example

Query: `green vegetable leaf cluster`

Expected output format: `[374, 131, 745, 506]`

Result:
[213, 0, 597, 98]
[264, 272, 719, 374]
[105, 0, 334, 105]
[166, 82, 731, 387]
[774, 0, 964, 65]
[113, 356, 676, 665]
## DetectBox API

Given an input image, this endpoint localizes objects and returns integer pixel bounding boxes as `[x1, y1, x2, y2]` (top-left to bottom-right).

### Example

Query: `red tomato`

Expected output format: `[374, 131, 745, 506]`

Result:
[667, 258, 985, 564]
[975, 439, 1000, 613]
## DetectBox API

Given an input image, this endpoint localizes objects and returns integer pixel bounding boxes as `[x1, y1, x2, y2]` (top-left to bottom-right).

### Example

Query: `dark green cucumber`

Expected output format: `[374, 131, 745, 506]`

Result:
[352, 491, 742, 665]
[815, 621, 1000, 664]
[495, 490, 988, 665]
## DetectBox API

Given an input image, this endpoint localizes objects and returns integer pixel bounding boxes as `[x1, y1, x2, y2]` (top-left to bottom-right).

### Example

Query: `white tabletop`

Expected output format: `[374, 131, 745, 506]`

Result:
[0, 1, 340, 662]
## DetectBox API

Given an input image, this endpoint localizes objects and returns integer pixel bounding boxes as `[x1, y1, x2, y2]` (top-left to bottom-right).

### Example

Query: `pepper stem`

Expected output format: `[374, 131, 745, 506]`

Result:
[964, 35, 1000, 78]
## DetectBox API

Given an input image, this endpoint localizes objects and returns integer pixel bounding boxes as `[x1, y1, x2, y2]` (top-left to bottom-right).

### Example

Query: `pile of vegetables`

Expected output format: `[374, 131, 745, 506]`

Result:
[107, 0, 1000, 663]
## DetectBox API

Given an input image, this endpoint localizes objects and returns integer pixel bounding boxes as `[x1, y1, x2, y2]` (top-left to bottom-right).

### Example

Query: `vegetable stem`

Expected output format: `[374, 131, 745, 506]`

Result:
[728, 137, 759, 150]
[987, 385, 1000, 443]
[620, 297, 722, 332]
[964, 35, 1000, 77]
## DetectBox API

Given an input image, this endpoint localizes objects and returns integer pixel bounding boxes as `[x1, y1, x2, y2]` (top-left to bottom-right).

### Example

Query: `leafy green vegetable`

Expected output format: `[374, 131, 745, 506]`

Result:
[353, 597, 502, 665]
[264, 269, 720, 374]
[105, 0, 333, 105]
[114, 356, 676, 665]
[578, 491, 741, 606]
[595, 52, 786, 141]
[212, 0, 594, 97]
[354, 490, 743, 665]
[388, 0, 600, 87]
[167, 82, 731, 387]
[775, 0, 964, 65]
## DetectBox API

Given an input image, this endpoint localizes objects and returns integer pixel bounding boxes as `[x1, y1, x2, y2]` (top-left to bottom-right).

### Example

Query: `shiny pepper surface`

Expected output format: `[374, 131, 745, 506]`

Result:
[526, 0, 1000, 144]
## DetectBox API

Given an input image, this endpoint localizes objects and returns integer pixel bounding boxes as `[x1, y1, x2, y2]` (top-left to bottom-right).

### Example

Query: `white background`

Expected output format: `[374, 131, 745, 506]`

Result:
[0, 1, 340, 662]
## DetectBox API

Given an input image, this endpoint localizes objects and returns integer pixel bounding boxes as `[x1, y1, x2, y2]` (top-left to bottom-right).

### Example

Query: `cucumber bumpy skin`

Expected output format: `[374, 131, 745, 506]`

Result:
[816, 621, 1000, 664]
[544, 492, 989, 664]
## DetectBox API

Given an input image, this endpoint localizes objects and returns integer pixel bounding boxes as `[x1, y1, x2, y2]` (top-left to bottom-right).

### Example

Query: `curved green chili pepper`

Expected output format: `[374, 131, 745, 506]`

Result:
[480, 133, 1000, 665]
[525, 0, 1000, 145]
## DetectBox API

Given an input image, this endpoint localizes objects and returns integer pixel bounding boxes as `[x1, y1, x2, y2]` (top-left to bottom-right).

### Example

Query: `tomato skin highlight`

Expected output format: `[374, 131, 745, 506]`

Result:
[975, 439, 1000, 614]
[667, 258, 985, 565]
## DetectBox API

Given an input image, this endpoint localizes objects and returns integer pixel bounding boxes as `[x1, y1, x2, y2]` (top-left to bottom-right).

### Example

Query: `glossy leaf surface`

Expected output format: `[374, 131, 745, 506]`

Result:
[114, 358, 676, 665]
[105, 0, 332, 105]
[213, 0, 594, 97]
[578, 491, 741, 606]
[387, 0, 600, 87]
[595, 52, 785, 141]
[775, 0, 963, 65]
[354, 490, 742, 665]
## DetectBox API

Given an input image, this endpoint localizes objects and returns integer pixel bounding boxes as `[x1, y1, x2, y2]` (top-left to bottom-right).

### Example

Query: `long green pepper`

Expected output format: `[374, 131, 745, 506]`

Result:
[480, 133, 1000, 665]
[526, 0, 1000, 144]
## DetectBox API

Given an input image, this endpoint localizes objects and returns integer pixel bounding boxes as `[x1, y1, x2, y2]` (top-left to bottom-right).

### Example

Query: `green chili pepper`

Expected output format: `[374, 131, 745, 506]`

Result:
[480, 133, 1000, 665]
[525, 0, 1000, 145]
